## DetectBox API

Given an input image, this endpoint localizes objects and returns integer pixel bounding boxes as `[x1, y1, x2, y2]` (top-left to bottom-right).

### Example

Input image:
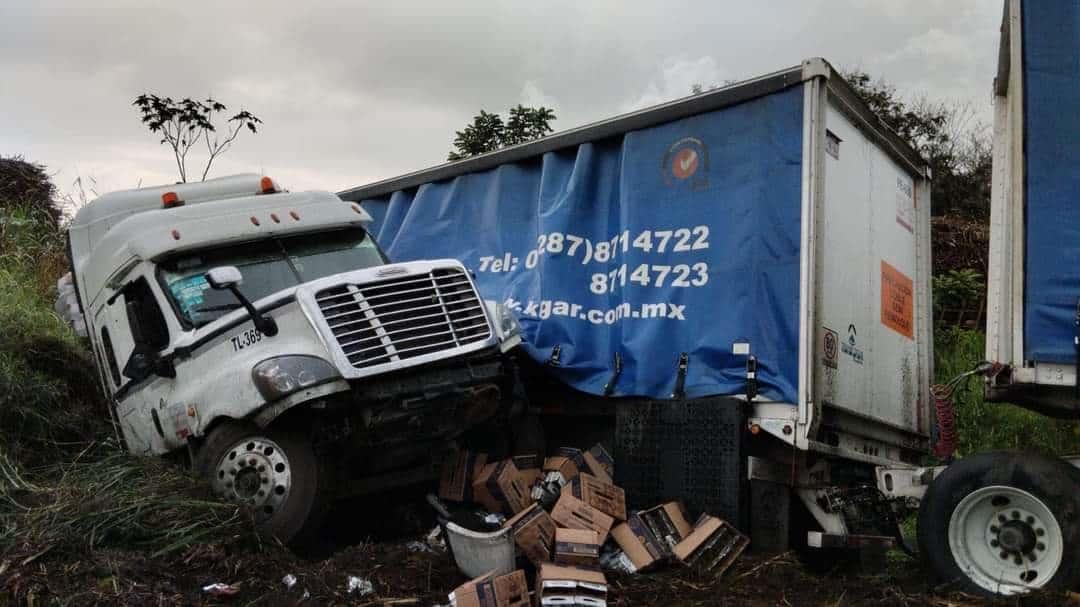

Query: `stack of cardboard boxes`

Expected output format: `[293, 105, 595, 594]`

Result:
[442, 443, 746, 606]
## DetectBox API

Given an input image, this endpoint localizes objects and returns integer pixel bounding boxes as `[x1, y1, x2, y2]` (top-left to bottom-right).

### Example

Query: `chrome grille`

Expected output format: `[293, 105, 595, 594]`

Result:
[315, 268, 491, 369]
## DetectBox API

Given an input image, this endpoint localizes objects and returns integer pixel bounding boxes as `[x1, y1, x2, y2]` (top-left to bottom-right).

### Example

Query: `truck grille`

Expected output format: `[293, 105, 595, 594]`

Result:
[315, 268, 491, 369]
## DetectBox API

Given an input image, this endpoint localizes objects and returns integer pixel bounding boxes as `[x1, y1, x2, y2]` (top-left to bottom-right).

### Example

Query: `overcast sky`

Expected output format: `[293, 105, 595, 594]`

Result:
[1, 0, 1000, 200]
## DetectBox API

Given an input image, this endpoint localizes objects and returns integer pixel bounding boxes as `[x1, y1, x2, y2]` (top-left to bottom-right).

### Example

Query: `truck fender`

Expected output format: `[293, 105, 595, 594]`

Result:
[251, 379, 351, 428]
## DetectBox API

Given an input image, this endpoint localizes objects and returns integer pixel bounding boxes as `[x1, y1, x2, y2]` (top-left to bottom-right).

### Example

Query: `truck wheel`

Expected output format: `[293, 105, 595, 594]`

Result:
[917, 451, 1080, 596]
[195, 421, 328, 545]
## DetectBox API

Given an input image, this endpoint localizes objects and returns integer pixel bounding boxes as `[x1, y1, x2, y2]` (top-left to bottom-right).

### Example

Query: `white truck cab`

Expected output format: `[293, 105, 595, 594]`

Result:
[58, 174, 521, 542]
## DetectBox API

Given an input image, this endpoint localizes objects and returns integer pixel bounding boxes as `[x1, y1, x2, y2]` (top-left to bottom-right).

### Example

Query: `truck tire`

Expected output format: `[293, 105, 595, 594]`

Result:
[194, 421, 329, 545]
[917, 451, 1080, 597]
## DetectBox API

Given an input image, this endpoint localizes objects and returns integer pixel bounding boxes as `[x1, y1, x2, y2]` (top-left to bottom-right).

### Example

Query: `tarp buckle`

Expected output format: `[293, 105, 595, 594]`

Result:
[603, 352, 623, 396]
[746, 356, 758, 402]
[547, 345, 562, 367]
[733, 342, 757, 402]
[671, 352, 689, 399]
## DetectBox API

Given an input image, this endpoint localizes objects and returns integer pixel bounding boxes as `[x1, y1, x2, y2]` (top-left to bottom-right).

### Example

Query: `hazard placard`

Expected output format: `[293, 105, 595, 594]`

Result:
[881, 261, 914, 339]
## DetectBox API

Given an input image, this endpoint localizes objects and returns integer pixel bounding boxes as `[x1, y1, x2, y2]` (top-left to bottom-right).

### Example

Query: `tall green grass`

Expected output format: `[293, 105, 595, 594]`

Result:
[0, 203, 101, 465]
[0, 201, 254, 563]
[935, 327, 1080, 456]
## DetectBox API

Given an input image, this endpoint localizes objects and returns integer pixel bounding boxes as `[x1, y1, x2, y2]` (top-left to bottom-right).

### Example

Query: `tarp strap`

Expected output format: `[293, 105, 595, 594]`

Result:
[603, 352, 623, 396]
[1074, 299, 1079, 398]
[672, 352, 689, 399]
[746, 356, 759, 402]
[547, 345, 562, 367]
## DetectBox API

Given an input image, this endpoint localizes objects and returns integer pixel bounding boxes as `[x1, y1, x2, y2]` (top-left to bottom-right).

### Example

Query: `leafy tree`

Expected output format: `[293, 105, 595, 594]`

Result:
[448, 105, 556, 161]
[843, 71, 992, 219]
[133, 94, 262, 183]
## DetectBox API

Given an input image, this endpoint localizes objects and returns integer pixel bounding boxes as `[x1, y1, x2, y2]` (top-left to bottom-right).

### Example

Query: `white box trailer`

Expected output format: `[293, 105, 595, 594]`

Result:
[344, 58, 934, 467]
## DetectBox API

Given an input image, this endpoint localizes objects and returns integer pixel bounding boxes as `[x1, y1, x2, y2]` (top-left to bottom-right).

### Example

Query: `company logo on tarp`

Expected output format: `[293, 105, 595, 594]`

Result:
[662, 137, 708, 189]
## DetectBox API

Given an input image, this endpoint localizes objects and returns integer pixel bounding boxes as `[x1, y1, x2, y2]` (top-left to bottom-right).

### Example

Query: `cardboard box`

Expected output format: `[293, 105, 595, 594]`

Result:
[673, 515, 750, 575]
[586, 443, 614, 479]
[439, 450, 488, 502]
[556, 446, 586, 468]
[560, 473, 626, 521]
[536, 563, 607, 607]
[449, 569, 530, 607]
[554, 527, 600, 568]
[609, 513, 666, 572]
[473, 460, 530, 515]
[542, 456, 579, 485]
[511, 454, 542, 489]
[581, 451, 613, 485]
[551, 493, 614, 543]
[503, 503, 556, 565]
[639, 501, 693, 555]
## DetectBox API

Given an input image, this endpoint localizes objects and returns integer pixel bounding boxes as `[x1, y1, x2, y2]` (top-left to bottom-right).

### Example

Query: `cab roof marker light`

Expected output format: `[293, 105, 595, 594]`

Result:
[259, 176, 277, 194]
[270, 213, 281, 223]
[161, 192, 184, 208]
[171, 229, 181, 240]
[290, 210, 300, 221]
[250, 216, 260, 226]
[351, 205, 364, 215]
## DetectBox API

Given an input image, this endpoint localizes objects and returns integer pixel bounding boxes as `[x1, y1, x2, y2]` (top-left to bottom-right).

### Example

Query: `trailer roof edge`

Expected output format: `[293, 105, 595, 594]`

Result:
[340, 57, 929, 201]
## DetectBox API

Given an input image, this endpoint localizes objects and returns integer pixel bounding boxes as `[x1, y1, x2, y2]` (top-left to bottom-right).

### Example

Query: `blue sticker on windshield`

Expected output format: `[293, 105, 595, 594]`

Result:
[169, 275, 209, 316]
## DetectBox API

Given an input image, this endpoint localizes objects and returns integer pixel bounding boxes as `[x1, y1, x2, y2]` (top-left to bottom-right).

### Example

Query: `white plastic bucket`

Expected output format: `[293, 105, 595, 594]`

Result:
[443, 521, 516, 578]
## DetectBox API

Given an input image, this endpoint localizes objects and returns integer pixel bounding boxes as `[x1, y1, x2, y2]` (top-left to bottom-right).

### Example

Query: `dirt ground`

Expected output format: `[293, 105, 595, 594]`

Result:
[4, 491, 1074, 607]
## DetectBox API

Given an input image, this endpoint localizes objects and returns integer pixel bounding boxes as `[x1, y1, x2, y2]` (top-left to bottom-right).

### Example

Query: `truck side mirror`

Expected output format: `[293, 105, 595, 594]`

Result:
[206, 266, 243, 290]
[204, 266, 278, 337]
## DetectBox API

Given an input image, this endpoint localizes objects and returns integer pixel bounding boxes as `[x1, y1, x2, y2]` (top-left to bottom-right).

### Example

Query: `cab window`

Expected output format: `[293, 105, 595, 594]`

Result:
[124, 277, 170, 351]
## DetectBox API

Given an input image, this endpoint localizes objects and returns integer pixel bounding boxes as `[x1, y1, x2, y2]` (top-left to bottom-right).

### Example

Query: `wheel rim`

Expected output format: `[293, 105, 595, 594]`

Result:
[211, 436, 292, 522]
[947, 485, 1064, 595]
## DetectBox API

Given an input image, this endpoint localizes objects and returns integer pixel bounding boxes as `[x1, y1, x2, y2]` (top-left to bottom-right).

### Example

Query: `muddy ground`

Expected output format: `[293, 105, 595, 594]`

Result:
[4, 489, 1073, 607]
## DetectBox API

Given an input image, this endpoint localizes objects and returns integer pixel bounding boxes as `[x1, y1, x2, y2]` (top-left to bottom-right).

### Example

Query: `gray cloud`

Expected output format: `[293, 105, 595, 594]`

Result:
[0, 0, 999, 197]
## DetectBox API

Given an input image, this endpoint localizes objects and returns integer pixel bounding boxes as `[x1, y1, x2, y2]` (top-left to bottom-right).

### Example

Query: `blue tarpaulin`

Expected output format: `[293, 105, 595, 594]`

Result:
[1023, 0, 1080, 363]
[361, 85, 805, 402]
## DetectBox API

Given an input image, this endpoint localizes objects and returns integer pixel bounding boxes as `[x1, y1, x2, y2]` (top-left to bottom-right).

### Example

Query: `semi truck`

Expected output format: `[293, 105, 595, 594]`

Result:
[55, 174, 524, 543]
[343, 35, 1080, 595]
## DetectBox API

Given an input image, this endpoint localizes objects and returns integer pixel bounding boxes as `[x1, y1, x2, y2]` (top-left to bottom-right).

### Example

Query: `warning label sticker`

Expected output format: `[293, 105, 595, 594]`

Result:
[881, 261, 914, 339]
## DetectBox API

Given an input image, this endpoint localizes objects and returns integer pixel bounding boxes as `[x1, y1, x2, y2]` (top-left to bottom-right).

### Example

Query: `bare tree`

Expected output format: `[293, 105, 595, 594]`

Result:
[132, 94, 262, 183]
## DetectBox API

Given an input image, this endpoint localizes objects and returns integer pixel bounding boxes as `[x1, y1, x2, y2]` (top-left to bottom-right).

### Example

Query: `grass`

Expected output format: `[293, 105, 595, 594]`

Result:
[0, 201, 257, 573]
[934, 326, 1080, 457]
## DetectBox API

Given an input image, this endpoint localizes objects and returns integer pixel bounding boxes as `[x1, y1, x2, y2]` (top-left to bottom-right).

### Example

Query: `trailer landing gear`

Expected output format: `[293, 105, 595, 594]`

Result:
[917, 451, 1080, 596]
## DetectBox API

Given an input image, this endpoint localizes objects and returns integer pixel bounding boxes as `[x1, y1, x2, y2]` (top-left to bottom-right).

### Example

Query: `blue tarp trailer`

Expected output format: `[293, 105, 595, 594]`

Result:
[986, 0, 1080, 417]
[343, 59, 933, 466]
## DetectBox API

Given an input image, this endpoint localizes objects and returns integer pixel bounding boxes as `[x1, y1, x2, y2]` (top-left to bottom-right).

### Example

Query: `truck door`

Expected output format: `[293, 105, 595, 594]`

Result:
[100, 276, 175, 454]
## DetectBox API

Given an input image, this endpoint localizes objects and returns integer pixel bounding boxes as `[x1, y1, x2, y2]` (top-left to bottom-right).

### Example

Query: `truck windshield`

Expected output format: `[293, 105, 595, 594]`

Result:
[159, 228, 387, 328]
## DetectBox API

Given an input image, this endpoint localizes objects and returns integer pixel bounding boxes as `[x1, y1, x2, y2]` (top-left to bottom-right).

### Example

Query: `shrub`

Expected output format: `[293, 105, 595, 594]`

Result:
[935, 327, 1080, 457]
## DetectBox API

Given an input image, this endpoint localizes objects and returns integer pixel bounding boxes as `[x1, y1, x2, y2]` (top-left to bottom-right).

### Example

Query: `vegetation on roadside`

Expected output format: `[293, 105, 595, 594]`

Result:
[0, 162, 256, 587]
[934, 327, 1080, 457]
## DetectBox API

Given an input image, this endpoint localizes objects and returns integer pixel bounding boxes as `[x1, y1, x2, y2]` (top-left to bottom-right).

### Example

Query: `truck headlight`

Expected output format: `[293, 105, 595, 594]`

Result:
[252, 355, 339, 401]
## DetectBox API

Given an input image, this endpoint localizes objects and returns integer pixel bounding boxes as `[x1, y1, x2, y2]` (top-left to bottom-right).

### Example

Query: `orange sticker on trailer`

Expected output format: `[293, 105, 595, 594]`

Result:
[880, 261, 914, 339]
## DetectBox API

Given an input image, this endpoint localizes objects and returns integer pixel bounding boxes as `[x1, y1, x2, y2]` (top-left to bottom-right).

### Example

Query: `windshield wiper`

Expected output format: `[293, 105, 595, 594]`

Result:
[193, 303, 242, 313]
